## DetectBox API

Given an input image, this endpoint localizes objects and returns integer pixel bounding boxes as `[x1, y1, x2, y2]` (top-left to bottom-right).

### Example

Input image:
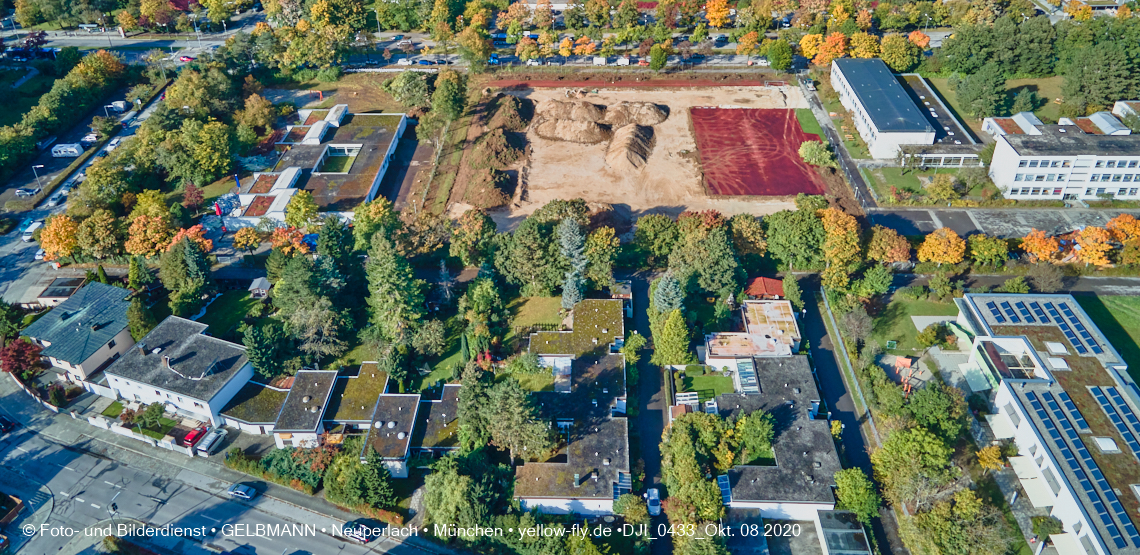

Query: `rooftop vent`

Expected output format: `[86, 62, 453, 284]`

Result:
[387, 421, 396, 429]
[603, 458, 611, 466]
[374, 421, 384, 428]
[397, 432, 405, 439]
[151, 347, 162, 354]
[302, 395, 312, 403]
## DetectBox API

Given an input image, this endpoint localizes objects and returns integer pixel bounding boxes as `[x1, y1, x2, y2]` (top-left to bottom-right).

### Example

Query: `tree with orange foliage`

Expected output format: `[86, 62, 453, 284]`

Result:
[40, 215, 79, 262]
[572, 35, 597, 55]
[820, 207, 862, 269]
[907, 30, 930, 49]
[559, 37, 573, 57]
[125, 215, 176, 257]
[799, 34, 823, 60]
[1065, 1, 1092, 20]
[736, 31, 760, 55]
[1106, 214, 1140, 243]
[866, 225, 911, 264]
[813, 32, 848, 66]
[1021, 229, 1060, 263]
[271, 226, 310, 256]
[1119, 4, 1132, 18]
[705, 0, 731, 28]
[849, 32, 880, 58]
[856, 8, 872, 29]
[1075, 226, 1114, 266]
[917, 228, 966, 266]
[167, 225, 213, 253]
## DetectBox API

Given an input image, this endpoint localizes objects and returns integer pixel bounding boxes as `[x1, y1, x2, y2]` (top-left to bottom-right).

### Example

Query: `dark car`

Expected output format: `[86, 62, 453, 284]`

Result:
[417, 59, 435, 65]
[342, 519, 385, 543]
[0, 416, 16, 433]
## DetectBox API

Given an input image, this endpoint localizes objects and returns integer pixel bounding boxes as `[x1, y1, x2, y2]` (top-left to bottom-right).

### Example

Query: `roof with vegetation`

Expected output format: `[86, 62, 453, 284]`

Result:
[411, 384, 461, 450]
[363, 394, 421, 460]
[273, 370, 338, 433]
[326, 364, 390, 422]
[221, 382, 289, 424]
[530, 299, 624, 356]
[23, 282, 131, 365]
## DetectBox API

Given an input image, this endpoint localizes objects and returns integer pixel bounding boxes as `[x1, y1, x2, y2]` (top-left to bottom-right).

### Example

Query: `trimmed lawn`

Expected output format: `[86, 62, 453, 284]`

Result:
[678, 372, 735, 403]
[795, 108, 824, 137]
[134, 417, 178, 440]
[337, 342, 377, 367]
[924, 78, 985, 138]
[505, 296, 563, 346]
[871, 297, 961, 355]
[867, 167, 961, 200]
[198, 291, 260, 340]
[515, 372, 554, 392]
[1005, 76, 1064, 123]
[820, 96, 871, 159]
[102, 400, 124, 419]
[0, 72, 56, 128]
[319, 155, 356, 173]
[1075, 295, 1140, 383]
[410, 315, 464, 393]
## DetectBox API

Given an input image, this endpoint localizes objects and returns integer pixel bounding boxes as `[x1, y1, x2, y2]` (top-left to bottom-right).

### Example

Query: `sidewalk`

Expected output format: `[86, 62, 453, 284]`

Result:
[0, 374, 464, 555]
[0, 466, 55, 554]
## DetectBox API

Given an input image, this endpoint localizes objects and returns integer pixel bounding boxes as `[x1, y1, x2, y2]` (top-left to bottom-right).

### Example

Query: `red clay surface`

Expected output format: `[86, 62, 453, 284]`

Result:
[690, 108, 826, 197]
[489, 78, 769, 88]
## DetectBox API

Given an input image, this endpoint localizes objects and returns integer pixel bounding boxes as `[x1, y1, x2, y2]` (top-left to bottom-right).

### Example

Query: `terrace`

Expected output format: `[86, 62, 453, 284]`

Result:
[705, 300, 801, 360]
[242, 195, 275, 217]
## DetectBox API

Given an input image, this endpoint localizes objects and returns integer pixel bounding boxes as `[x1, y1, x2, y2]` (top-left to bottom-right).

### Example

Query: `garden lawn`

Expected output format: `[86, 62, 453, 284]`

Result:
[866, 167, 962, 200]
[514, 372, 555, 392]
[320, 155, 356, 173]
[871, 297, 961, 355]
[504, 296, 563, 345]
[1075, 295, 1140, 383]
[678, 373, 735, 403]
[198, 291, 260, 340]
[0, 72, 56, 128]
[134, 417, 178, 440]
[102, 400, 124, 418]
[410, 315, 464, 393]
[1005, 76, 1064, 123]
[795, 108, 824, 137]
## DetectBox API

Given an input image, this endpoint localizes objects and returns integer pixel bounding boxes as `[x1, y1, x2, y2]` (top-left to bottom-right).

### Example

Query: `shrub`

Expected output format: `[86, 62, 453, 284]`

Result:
[798, 140, 836, 167]
[315, 66, 342, 82]
[684, 364, 706, 376]
[896, 285, 927, 301]
[47, 384, 67, 407]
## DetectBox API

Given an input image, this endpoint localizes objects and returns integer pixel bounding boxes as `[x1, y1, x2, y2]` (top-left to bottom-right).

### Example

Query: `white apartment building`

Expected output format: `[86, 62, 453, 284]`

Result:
[830, 58, 935, 159]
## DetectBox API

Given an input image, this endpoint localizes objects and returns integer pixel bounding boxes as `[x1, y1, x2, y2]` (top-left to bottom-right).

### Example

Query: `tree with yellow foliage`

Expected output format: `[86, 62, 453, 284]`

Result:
[1075, 226, 1114, 266]
[559, 36, 573, 57]
[1119, 4, 1133, 18]
[572, 35, 597, 55]
[917, 228, 966, 266]
[799, 33, 823, 60]
[849, 32, 880, 58]
[830, 2, 850, 23]
[117, 10, 138, 30]
[813, 32, 848, 66]
[736, 31, 760, 55]
[705, 0, 732, 28]
[233, 227, 263, 254]
[1064, 0, 1092, 20]
[1021, 229, 1060, 263]
[976, 445, 1003, 474]
[856, 8, 872, 29]
[820, 207, 862, 269]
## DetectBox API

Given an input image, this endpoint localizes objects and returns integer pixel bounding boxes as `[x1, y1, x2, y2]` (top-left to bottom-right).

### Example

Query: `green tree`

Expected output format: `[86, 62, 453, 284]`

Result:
[137, 402, 165, 430]
[765, 209, 825, 271]
[128, 256, 155, 291]
[668, 226, 740, 297]
[353, 197, 400, 251]
[558, 218, 588, 309]
[951, 65, 1006, 118]
[432, 69, 467, 121]
[649, 44, 667, 71]
[459, 277, 508, 357]
[287, 295, 348, 366]
[879, 34, 919, 72]
[908, 383, 966, 442]
[367, 234, 425, 342]
[159, 238, 211, 317]
[783, 274, 803, 310]
[871, 427, 956, 506]
[767, 39, 793, 70]
[968, 234, 1008, 267]
[76, 209, 122, 259]
[634, 214, 678, 267]
[497, 217, 567, 296]
[285, 190, 320, 231]
[384, 71, 432, 107]
[614, 493, 650, 525]
[799, 140, 835, 167]
[243, 323, 286, 378]
[486, 377, 554, 463]
[834, 468, 881, 524]
[1010, 89, 1039, 114]
[996, 275, 1031, 294]
[127, 297, 157, 341]
[737, 411, 775, 464]
[0, 300, 23, 343]
[584, 227, 619, 289]
[652, 309, 695, 365]
[651, 272, 685, 315]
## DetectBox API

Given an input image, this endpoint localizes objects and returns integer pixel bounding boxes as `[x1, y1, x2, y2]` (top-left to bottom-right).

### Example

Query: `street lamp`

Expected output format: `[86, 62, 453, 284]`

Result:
[31, 165, 44, 190]
[104, 104, 114, 118]
[924, 14, 932, 33]
[375, 7, 382, 36]
[108, 491, 121, 528]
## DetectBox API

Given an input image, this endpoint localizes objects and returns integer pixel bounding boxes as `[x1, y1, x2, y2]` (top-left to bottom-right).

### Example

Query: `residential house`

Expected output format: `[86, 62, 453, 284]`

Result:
[23, 282, 134, 384]
[704, 300, 802, 373]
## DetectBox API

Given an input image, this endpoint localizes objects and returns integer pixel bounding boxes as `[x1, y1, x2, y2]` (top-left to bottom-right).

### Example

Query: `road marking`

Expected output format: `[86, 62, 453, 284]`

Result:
[928, 210, 945, 230]
[59, 492, 69, 496]
[104, 481, 119, 487]
[91, 503, 100, 509]
[75, 497, 85, 503]
[14, 446, 26, 452]
[64, 466, 76, 471]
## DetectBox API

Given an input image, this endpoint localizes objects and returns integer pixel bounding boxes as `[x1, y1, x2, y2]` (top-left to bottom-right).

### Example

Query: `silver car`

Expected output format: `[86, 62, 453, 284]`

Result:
[46, 192, 64, 207]
[647, 488, 661, 516]
[226, 483, 258, 500]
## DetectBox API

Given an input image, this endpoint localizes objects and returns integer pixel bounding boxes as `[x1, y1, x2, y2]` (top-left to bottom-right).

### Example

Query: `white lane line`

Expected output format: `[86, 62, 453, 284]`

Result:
[75, 498, 85, 503]
[90, 503, 100, 509]
[64, 466, 76, 471]
[59, 492, 69, 497]
[103, 481, 119, 487]
[14, 446, 26, 452]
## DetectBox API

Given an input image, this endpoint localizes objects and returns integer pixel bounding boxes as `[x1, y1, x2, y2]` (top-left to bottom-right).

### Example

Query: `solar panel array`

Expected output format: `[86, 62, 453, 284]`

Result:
[986, 301, 1005, 324]
[1058, 391, 1090, 432]
[1105, 387, 1140, 460]
[1058, 302, 1104, 355]
[716, 475, 732, 504]
[1000, 301, 1021, 323]
[1044, 302, 1088, 355]
[1029, 391, 1137, 548]
[613, 472, 632, 500]
[1029, 301, 1051, 323]
[1014, 301, 1037, 323]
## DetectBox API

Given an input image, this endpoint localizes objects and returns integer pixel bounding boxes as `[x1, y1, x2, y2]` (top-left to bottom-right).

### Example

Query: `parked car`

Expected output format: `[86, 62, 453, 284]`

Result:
[179, 55, 195, 62]
[226, 483, 259, 500]
[183, 426, 208, 446]
[396, 58, 413, 66]
[195, 428, 227, 457]
[647, 488, 661, 516]
[22, 220, 43, 242]
[34, 248, 45, 261]
[106, 137, 121, 151]
[638, 59, 650, 66]
[0, 415, 15, 433]
[417, 59, 435, 65]
[342, 519, 385, 543]
[80, 133, 98, 146]
[396, 40, 413, 47]
[15, 187, 41, 198]
[390, 34, 404, 41]
[45, 192, 64, 207]
[526, 58, 542, 66]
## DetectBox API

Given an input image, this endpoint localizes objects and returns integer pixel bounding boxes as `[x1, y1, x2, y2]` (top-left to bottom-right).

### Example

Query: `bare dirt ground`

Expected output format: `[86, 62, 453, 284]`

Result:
[489, 86, 811, 229]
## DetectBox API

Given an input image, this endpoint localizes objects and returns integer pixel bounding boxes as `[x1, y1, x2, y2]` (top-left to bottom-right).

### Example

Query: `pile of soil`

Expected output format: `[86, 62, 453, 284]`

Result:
[603, 102, 669, 128]
[533, 118, 613, 144]
[465, 168, 512, 209]
[470, 128, 523, 170]
[605, 125, 655, 173]
[488, 95, 534, 132]
[535, 99, 605, 122]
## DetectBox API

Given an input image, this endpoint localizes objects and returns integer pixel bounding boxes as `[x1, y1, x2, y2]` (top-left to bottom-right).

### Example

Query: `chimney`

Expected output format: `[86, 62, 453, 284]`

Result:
[137, 343, 146, 356]
[163, 355, 171, 369]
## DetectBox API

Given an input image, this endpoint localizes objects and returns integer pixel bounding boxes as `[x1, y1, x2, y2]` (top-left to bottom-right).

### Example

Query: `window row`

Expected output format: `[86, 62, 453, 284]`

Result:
[1014, 174, 1067, 182]
[1089, 174, 1140, 182]
[1095, 159, 1139, 169]
[1084, 188, 1140, 197]
[1019, 159, 1072, 168]
[1008, 187, 1062, 196]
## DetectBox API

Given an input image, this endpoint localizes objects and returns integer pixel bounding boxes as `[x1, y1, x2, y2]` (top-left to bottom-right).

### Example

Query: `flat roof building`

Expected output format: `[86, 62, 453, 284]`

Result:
[830, 58, 935, 159]
[705, 300, 802, 369]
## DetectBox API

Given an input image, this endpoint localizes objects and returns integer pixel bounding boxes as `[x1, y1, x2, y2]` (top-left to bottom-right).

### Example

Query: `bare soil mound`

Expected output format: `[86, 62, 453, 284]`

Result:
[470, 127, 523, 170]
[535, 99, 605, 122]
[605, 125, 655, 172]
[465, 168, 511, 209]
[603, 102, 669, 128]
[533, 117, 612, 144]
[488, 94, 534, 132]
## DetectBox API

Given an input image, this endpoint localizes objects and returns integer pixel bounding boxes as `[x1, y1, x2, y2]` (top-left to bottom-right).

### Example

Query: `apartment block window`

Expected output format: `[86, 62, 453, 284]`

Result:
[1010, 188, 1020, 195]
[1107, 161, 1117, 168]
[1091, 175, 1100, 182]
[1104, 174, 1113, 181]
[1132, 188, 1139, 196]
[1097, 160, 1106, 168]
[1031, 187, 1041, 194]
[1130, 161, 1138, 168]
[1054, 188, 1062, 195]
[1120, 160, 1128, 167]
[108, 339, 116, 348]
[1035, 175, 1046, 181]
[1062, 160, 1073, 168]
[1019, 160, 1028, 168]
[1047, 174, 1055, 181]
[154, 390, 160, 395]
[1115, 174, 1124, 182]
[1126, 175, 1134, 182]
[1087, 188, 1095, 195]
[1098, 188, 1107, 195]
[1058, 175, 1066, 182]
[193, 402, 203, 408]
[1051, 160, 1061, 168]
[1028, 160, 1039, 168]
[1015, 174, 1024, 181]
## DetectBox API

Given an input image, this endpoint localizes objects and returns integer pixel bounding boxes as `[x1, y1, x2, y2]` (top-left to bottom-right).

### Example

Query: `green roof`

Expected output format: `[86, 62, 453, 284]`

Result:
[530, 299, 624, 356]
[221, 382, 289, 424]
[327, 363, 390, 422]
[23, 283, 132, 365]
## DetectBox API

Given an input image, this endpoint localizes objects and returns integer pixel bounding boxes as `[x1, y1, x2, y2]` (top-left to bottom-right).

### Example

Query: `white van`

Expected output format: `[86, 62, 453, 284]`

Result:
[396, 58, 412, 66]
[22, 221, 43, 242]
[195, 428, 227, 457]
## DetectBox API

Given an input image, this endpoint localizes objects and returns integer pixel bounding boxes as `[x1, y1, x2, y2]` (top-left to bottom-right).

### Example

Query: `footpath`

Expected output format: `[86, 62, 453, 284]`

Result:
[0, 374, 462, 555]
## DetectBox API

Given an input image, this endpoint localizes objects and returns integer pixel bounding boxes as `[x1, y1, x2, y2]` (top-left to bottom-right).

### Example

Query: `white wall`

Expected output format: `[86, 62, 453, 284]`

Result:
[75, 328, 135, 381]
[989, 135, 1140, 201]
[830, 64, 935, 159]
[108, 362, 253, 427]
[727, 501, 835, 521]
[207, 363, 255, 425]
[365, 114, 408, 202]
[517, 498, 614, 516]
